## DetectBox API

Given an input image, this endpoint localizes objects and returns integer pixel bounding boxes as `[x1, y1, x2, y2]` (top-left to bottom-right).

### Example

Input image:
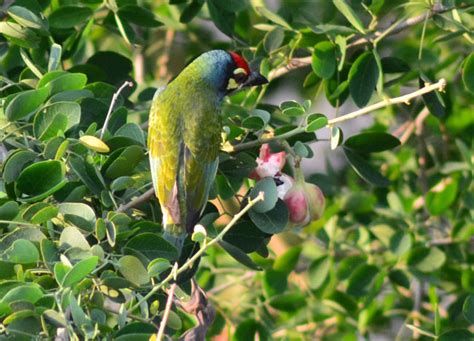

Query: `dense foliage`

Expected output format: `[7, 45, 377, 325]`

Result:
[0, 0, 473, 339]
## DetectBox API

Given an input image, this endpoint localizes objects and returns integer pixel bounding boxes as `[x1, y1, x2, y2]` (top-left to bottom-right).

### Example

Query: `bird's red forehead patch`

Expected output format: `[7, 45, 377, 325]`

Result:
[228, 51, 250, 74]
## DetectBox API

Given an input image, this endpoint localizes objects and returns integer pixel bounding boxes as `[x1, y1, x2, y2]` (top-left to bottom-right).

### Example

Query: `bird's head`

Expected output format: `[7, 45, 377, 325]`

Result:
[183, 50, 268, 97]
[226, 51, 268, 94]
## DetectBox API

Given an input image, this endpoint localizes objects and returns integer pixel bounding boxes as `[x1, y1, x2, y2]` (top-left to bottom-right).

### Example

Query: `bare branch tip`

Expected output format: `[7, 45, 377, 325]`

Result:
[439, 78, 447, 91]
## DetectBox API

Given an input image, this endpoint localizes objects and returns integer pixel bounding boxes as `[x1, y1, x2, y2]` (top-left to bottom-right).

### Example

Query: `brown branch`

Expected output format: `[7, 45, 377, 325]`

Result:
[157, 282, 177, 341]
[268, 5, 461, 80]
[116, 188, 155, 212]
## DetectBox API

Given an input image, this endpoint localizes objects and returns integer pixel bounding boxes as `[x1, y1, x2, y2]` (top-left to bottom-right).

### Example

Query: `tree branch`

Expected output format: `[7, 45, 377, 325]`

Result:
[268, 5, 461, 80]
[156, 282, 177, 341]
[117, 188, 155, 213]
[327, 78, 446, 125]
[127, 191, 265, 314]
[100, 80, 133, 139]
[228, 78, 446, 153]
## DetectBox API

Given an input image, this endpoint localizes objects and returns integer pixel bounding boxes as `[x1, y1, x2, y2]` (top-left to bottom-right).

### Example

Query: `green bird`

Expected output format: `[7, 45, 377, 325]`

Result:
[148, 50, 267, 249]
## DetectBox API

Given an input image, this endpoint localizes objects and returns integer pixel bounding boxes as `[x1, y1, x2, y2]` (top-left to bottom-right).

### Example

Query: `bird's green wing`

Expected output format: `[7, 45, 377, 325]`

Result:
[148, 86, 183, 231]
[182, 148, 218, 231]
[181, 101, 222, 232]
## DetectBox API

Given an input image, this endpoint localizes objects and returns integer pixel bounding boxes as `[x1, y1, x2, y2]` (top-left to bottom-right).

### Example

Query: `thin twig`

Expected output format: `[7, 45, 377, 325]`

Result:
[228, 79, 446, 153]
[127, 192, 265, 313]
[328, 79, 446, 125]
[117, 188, 155, 212]
[100, 81, 133, 139]
[268, 5, 461, 80]
[157, 282, 177, 341]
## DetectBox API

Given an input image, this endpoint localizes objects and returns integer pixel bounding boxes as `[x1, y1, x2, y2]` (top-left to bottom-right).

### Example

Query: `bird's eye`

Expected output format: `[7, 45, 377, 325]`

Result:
[233, 67, 248, 83]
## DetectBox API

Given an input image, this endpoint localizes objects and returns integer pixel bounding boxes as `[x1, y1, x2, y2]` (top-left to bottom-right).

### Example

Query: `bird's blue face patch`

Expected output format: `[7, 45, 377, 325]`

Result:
[197, 50, 235, 94]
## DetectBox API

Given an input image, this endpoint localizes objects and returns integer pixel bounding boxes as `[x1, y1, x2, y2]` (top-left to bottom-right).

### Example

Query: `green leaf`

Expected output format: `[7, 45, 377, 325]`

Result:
[242, 116, 265, 130]
[269, 292, 306, 312]
[0, 202, 20, 222]
[223, 221, 268, 254]
[343, 148, 390, 187]
[349, 52, 379, 107]
[280, 100, 303, 111]
[293, 141, 313, 158]
[0, 285, 43, 315]
[42, 310, 67, 328]
[33, 102, 81, 141]
[147, 258, 171, 278]
[48, 44, 62, 72]
[333, 0, 366, 34]
[22, 203, 57, 224]
[61, 256, 98, 287]
[124, 233, 179, 263]
[117, 255, 150, 286]
[389, 231, 412, 256]
[0, 22, 40, 48]
[207, 0, 235, 37]
[312, 41, 336, 79]
[2, 150, 37, 183]
[438, 329, 473, 341]
[308, 256, 331, 290]
[344, 132, 400, 153]
[463, 53, 474, 94]
[68, 292, 91, 328]
[330, 126, 343, 150]
[463, 294, 474, 324]
[5, 87, 49, 121]
[41, 239, 59, 272]
[115, 123, 146, 146]
[305, 113, 328, 132]
[233, 319, 270, 341]
[218, 240, 261, 270]
[103, 146, 145, 179]
[426, 178, 458, 215]
[255, 6, 291, 30]
[2, 227, 46, 245]
[347, 264, 379, 297]
[273, 246, 302, 274]
[69, 155, 106, 195]
[179, 0, 204, 23]
[264, 27, 284, 53]
[49, 89, 93, 103]
[249, 199, 288, 234]
[381, 56, 410, 74]
[16, 160, 67, 201]
[59, 226, 90, 251]
[118, 5, 161, 27]
[87, 52, 133, 85]
[111, 176, 135, 192]
[249, 177, 278, 213]
[263, 269, 287, 297]
[80, 135, 110, 153]
[389, 269, 410, 288]
[407, 247, 446, 273]
[8, 6, 47, 31]
[39, 72, 88, 96]
[336, 35, 347, 71]
[49, 6, 93, 29]
[2, 239, 39, 264]
[281, 101, 305, 117]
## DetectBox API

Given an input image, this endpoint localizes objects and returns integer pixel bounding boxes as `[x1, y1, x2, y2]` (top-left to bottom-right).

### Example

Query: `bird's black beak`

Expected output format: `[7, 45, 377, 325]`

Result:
[243, 71, 268, 87]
